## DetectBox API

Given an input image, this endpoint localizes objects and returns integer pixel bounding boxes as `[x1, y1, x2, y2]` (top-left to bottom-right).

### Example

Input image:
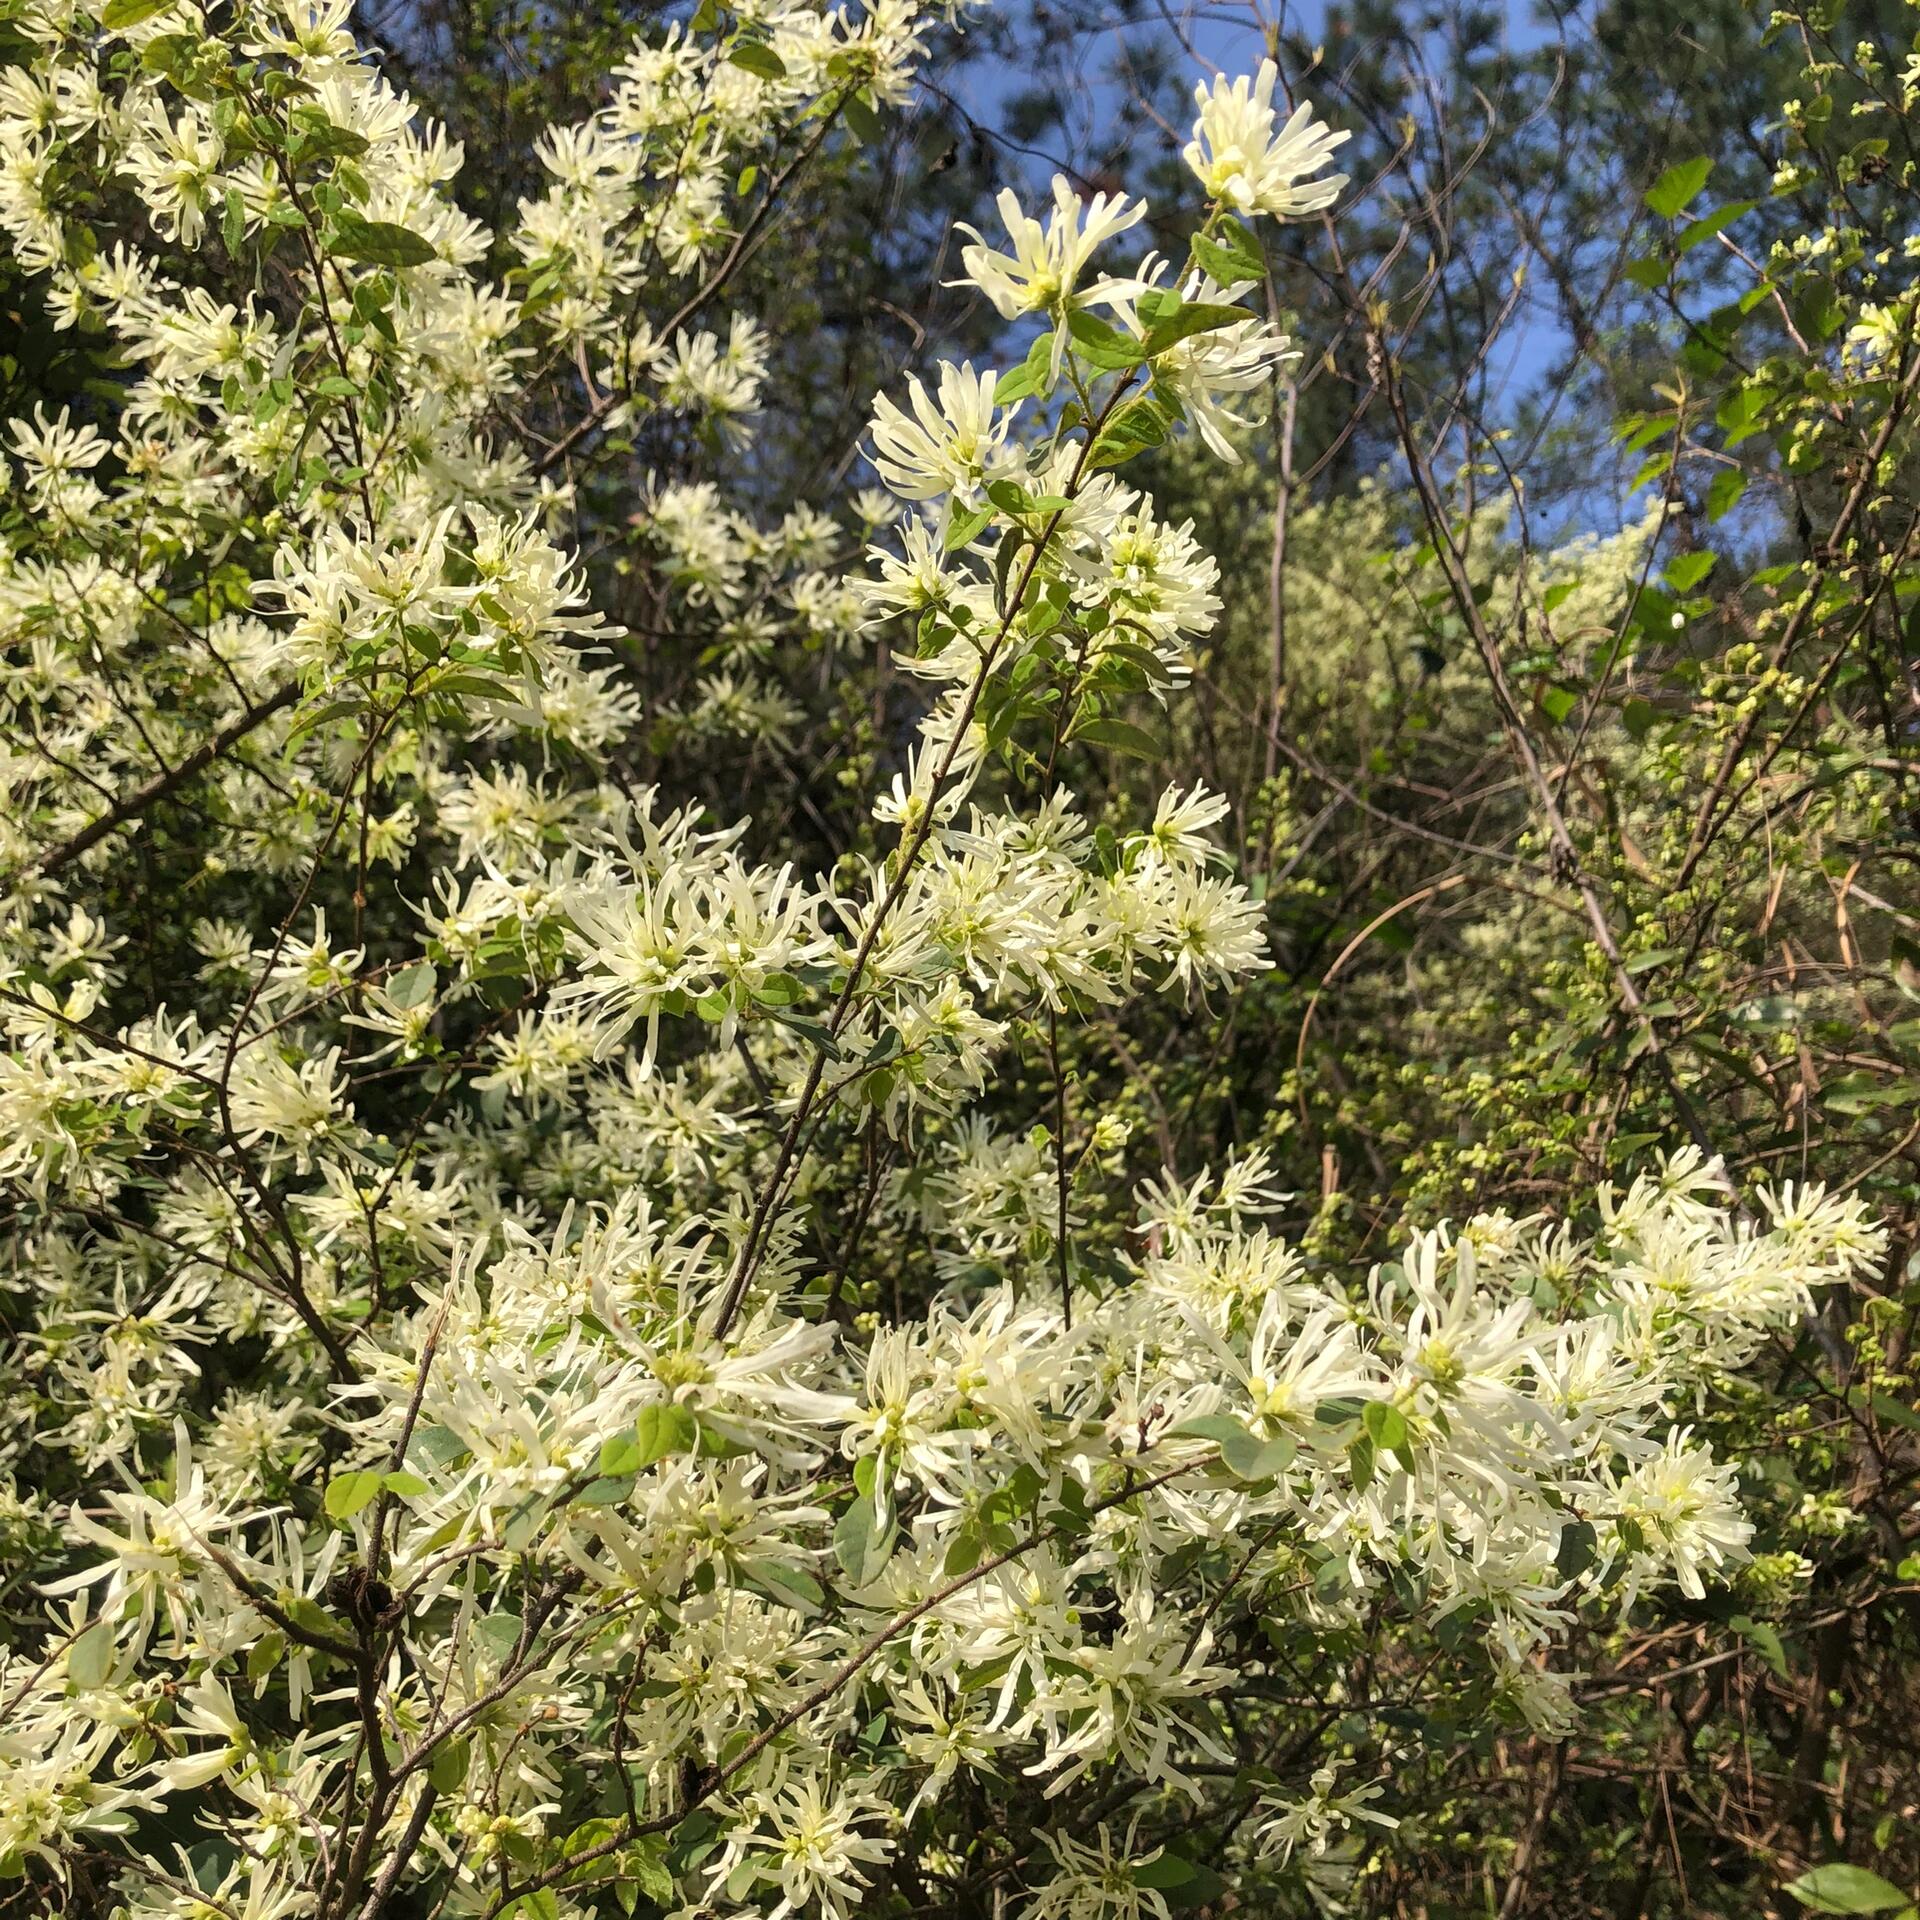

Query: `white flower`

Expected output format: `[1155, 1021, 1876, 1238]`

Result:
[5, 403, 107, 480]
[1022, 1823, 1175, 1920]
[152, 1675, 251, 1791]
[1153, 865, 1271, 990]
[867, 360, 1014, 501]
[860, 513, 958, 619]
[1609, 1429, 1753, 1601]
[1254, 1762, 1399, 1862]
[957, 176, 1146, 323]
[1138, 277, 1297, 460]
[226, 1044, 352, 1168]
[1184, 63, 1349, 218]
[720, 1774, 894, 1920]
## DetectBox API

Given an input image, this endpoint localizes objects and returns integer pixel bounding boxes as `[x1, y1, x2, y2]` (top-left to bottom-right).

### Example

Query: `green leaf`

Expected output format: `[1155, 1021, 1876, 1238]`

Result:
[1783, 1866, 1912, 1914]
[281, 1594, 348, 1646]
[100, 0, 173, 27]
[1629, 583, 1676, 637]
[766, 1008, 843, 1059]
[141, 30, 197, 73]
[1731, 1613, 1789, 1679]
[1628, 450, 1672, 495]
[473, 1611, 524, 1663]
[428, 1735, 470, 1792]
[559, 1820, 626, 1887]
[1098, 640, 1174, 684]
[1617, 412, 1674, 456]
[1170, 1414, 1295, 1481]
[985, 477, 1033, 515]
[629, 1850, 675, 1912]
[1539, 684, 1579, 726]
[1665, 551, 1714, 592]
[1089, 395, 1173, 469]
[1026, 593, 1066, 640]
[1623, 946, 1682, 975]
[1676, 200, 1755, 253]
[942, 1525, 983, 1577]
[429, 671, 512, 703]
[1065, 309, 1146, 372]
[286, 697, 360, 743]
[412, 1424, 469, 1469]
[943, 501, 993, 552]
[1068, 715, 1160, 760]
[1169, 1414, 1248, 1453]
[599, 1402, 697, 1480]
[323, 1470, 384, 1520]
[834, 1488, 895, 1584]
[743, 1561, 825, 1612]
[1190, 215, 1263, 287]
[576, 1475, 634, 1506]
[1555, 1519, 1598, 1580]
[1624, 254, 1671, 289]
[1706, 468, 1748, 522]
[326, 212, 436, 268]
[1133, 1854, 1198, 1890]
[388, 961, 435, 1009]
[841, 92, 883, 146]
[1793, 280, 1847, 343]
[1143, 300, 1252, 357]
[499, 1892, 559, 1920]
[1871, 1392, 1920, 1433]
[1362, 1401, 1410, 1453]
[68, 1618, 115, 1690]
[1646, 157, 1712, 219]
[985, 479, 1069, 520]
[993, 363, 1038, 404]
[993, 331, 1055, 405]
[381, 1469, 430, 1497]
[727, 40, 787, 78]
[1163, 1861, 1227, 1910]
[1716, 383, 1772, 441]
[628, 1841, 677, 1908]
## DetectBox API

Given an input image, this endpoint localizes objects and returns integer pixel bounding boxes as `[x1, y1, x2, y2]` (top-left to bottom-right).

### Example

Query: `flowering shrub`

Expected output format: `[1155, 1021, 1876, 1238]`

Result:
[0, 1, 1903, 1917]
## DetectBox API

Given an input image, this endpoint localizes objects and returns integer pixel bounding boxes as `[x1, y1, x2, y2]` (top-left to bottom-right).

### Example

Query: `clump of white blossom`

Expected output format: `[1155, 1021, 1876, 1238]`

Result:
[0, 1, 1892, 1916]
